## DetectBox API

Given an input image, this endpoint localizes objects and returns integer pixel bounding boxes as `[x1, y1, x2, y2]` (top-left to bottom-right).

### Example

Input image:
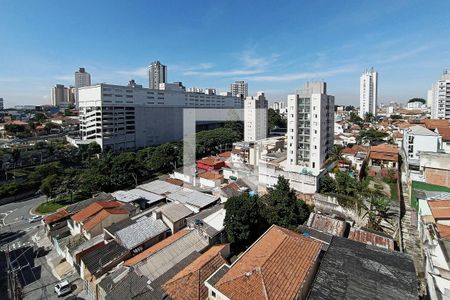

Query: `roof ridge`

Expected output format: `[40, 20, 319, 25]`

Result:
[258, 268, 270, 300]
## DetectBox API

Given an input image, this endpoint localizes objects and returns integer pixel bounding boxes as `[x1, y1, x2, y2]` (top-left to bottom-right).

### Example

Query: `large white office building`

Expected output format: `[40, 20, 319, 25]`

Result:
[78, 81, 242, 151]
[230, 80, 248, 99]
[75, 68, 91, 88]
[359, 68, 378, 118]
[429, 70, 450, 119]
[244, 91, 268, 142]
[287, 82, 334, 173]
[148, 61, 167, 89]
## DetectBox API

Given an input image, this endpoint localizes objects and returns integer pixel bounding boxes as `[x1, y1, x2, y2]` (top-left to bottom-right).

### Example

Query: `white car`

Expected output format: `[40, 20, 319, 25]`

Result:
[28, 216, 42, 223]
[54, 280, 71, 297]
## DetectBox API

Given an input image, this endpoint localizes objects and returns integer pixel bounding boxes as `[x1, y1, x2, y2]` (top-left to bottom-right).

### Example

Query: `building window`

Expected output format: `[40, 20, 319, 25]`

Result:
[211, 291, 216, 298]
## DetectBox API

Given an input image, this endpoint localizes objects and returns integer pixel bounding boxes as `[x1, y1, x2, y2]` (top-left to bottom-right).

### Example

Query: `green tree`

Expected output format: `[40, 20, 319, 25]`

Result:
[328, 144, 344, 162]
[264, 176, 310, 229]
[224, 193, 269, 250]
[349, 112, 363, 125]
[363, 196, 394, 231]
[87, 142, 102, 156]
[150, 143, 180, 171]
[364, 112, 375, 123]
[319, 175, 337, 193]
[357, 128, 388, 145]
[40, 174, 60, 199]
[268, 108, 286, 129]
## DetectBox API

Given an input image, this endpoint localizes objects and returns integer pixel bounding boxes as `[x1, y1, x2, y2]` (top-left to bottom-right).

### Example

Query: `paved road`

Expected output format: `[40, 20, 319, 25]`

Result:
[0, 195, 64, 300]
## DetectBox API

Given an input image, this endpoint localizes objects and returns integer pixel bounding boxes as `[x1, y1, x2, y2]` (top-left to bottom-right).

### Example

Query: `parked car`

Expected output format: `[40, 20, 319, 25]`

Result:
[54, 280, 71, 297]
[28, 216, 42, 223]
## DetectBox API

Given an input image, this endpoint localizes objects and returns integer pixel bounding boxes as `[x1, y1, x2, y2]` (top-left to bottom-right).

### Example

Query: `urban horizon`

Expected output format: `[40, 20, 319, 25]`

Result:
[1, 1, 450, 107]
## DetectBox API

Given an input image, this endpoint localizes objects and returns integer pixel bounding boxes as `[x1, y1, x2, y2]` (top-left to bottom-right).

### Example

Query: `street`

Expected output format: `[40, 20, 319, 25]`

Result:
[0, 195, 66, 300]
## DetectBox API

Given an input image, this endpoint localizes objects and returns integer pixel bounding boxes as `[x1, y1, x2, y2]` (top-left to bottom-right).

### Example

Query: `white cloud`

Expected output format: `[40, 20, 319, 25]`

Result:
[249, 66, 357, 82]
[116, 67, 148, 78]
[374, 45, 429, 64]
[183, 69, 263, 77]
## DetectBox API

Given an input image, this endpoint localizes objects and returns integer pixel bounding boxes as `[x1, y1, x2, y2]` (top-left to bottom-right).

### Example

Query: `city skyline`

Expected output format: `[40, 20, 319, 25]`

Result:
[1, 1, 450, 107]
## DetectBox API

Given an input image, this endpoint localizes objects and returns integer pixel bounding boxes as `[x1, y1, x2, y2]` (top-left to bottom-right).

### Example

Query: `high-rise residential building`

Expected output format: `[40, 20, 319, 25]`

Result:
[78, 82, 242, 151]
[359, 68, 378, 118]
[51, 84, 68, 107]
[244, 91, 268, 142]
[230, 80, 248, 99]
[0, 98, 3, 110]
[75, 67, 91, 88]
[429, 70, 450, 119]
[148, 61, 167, 89]
[287, 81, 334, 173]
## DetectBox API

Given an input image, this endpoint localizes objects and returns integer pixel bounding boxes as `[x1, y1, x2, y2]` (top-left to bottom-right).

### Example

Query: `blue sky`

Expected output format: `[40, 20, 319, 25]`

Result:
[1, 0, 450, 107]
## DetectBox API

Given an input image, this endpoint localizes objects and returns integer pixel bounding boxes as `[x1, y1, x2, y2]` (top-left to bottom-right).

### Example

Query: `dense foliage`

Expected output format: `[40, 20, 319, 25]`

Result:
[224, 176, 311, 250]
[268, 108, 286, 129]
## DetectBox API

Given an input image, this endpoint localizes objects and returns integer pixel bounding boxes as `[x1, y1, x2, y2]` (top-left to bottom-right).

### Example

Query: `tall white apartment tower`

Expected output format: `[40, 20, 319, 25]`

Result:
[148, 61, 167, 89]
[244, 91, 268, 142]
[75, 68, 91, 88]
[287, 82, 334, 174]
[230, 80, 248, 99]
[359, 68, 378, 118]
[430, 70, 450, 119]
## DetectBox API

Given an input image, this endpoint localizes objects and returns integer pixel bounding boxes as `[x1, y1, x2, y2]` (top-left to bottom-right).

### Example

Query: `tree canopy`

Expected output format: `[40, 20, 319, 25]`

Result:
[268, 108, 286, 129]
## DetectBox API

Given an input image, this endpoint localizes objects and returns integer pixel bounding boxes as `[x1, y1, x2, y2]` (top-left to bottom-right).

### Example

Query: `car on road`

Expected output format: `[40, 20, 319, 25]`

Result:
[28, 216, 42, 223]
[54, 280, 71, 297]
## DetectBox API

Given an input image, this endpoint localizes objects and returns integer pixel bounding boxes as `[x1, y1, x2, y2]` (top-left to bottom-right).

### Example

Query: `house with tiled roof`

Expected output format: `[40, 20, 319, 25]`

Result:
[205, 225, 322, 300]
[423, 119, 450, 130]
[341, 144, 369, 174]
[368, 143, 399, 169]
[198, 171, 224, 188]
[197, 156, 225, 171]
[69, 201, 129, 240]
[162, 244, 229, 300]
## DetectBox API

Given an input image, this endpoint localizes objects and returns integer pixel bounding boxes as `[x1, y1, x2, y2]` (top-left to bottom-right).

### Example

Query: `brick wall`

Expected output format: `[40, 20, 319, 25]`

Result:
[424, 167, 450, 187]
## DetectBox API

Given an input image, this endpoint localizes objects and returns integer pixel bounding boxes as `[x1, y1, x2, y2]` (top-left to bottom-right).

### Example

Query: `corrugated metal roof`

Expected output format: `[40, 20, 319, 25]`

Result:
[135, 230, 208, 282]
[115, 216, 169, 250]
[306, 213, 347, 237]
[348, 227, 395, 251]
[157, 202, 194, 223]
[112, 188, 165, 204]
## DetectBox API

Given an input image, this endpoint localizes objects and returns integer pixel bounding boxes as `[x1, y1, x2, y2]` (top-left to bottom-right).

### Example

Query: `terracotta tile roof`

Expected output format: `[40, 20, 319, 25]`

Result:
[214, 225, 322, 300]
[218, 151, 232, 158]
[198, 172, 224, 180]
[124, 229, 190, 267]
[437, 127, 450, 141]
[43, 208, 69, 225]
[348, 228, 395, 250]
[423, 119, 450, 130]
[165, 178, 184, 186]
[397, 123, 423, 129]
[428, 200, 450, 220]
[342, 145, 368, 155]
[196, 157, 225, 167]
[83, 208, 128, 231]
[436, 224, 450, 239]
[370, 144, 399, 154]
[71, 201, 122, 222]
[163, 244, 227, 300]
[369, 144, 399, 162]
